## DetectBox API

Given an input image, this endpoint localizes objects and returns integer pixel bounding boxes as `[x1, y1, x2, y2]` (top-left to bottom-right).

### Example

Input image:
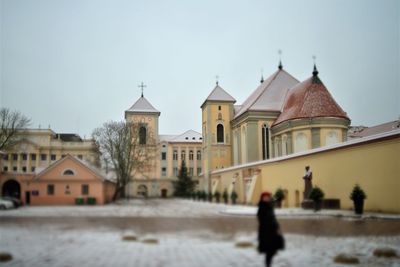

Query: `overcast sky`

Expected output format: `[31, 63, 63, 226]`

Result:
[0, 0, 399, 137]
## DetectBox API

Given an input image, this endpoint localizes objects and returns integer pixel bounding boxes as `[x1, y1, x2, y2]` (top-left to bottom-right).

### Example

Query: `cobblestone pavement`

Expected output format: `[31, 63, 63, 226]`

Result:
[1, 199, 399, 267]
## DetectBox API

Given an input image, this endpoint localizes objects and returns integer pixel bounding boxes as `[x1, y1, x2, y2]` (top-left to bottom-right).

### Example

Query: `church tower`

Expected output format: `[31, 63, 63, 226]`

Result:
[201, 82, 236, 192]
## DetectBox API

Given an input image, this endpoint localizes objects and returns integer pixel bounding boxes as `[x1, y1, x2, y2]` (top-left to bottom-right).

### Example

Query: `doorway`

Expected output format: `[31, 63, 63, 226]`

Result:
[2, 179, 21, 199]
[25, 191, 31, 205]
[161, 189, 168, 198]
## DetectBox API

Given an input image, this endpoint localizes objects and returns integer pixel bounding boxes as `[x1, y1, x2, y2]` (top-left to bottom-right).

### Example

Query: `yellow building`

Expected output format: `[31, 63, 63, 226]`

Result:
[201, 63, 350, 191]
[125, 94, 202, 197]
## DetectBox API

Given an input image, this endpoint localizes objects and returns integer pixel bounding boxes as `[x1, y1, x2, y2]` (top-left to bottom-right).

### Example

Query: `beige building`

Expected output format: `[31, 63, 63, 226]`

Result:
[1, 129, 99, 176]
[124, 94, 202, 198]
[201, 63, 350, 191]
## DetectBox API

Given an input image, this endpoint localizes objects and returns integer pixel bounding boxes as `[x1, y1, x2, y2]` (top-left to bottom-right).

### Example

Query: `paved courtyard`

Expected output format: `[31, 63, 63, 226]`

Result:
[1, 199, 399, 267]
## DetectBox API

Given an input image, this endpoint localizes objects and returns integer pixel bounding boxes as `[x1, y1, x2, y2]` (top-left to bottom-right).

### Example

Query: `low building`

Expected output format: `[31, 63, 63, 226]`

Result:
[0, 154, 115, 205]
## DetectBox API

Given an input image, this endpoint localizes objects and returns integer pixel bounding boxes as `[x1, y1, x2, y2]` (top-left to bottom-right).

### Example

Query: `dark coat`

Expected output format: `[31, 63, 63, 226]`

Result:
[257, 201, 283, 253]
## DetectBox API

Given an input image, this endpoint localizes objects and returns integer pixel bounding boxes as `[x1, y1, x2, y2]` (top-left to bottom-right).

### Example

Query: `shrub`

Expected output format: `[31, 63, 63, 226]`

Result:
[333, 253, 359, 264]
[87, 197, 96, 205]
[214, 191, 221, 203]
[373, 247, 397, 258]
[75, 197, 84, 205]
[231, 191, 238, 204]
[308, 186, 325, 202]
[350, 184, 367, 202]
[273, 188, 285, 202]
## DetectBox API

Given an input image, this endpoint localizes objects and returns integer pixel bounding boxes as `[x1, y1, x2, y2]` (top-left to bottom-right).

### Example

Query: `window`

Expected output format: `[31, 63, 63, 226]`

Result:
[173, 150, 178, 160]
[189, 150, 194, 160]
[161, 167, 167, 176]
[13, 166, 17, 172]
[139, 126, 147, 145]
[217, 124, 224, 143]
[3, 154, 8, 161]
[197, 167, 202, 175]
[218, 113, 222, 120]
[189, 167, 193, 177]
[81, 184, 89, 195]
[261, 124, 270, 160]
[51, 154, 56, 161]
[61, 154, 66, 158]
[196, 150, 201, 160]
[65, 185, 71, 195]
[173, 167, 178, 177]
[181, 150, 186, 161]
[22, 154, 27, 161]
[3, 166, 8, 172]
[12, 154, 18, 160]
[22, 166, 27, 172]
[77, 155, 83, 160]
[41, 154, 47, 161]
[31, 166, 35, 172]
[47, 184, 55, 195]
[161, 152, 167, 160]
[31, 154, 36, 161]
[63, 169, 74, 175]
[218, 105, 221, 110]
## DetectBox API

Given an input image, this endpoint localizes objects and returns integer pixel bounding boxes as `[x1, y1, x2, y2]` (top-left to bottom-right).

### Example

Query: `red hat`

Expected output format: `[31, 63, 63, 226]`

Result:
[260, 192, 271, 200]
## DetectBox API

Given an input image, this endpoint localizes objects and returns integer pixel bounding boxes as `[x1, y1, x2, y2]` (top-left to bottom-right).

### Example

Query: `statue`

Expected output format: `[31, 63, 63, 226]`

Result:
[302, 166, 313, 199]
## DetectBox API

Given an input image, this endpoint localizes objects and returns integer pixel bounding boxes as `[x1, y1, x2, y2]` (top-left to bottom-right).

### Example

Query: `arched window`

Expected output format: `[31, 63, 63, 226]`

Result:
[63, 169, 74, 175]
[261, 124, 270, 160]
[139, 126, 147, 145]
[217, 124, 224, 143]
[326, 131, 339, 146]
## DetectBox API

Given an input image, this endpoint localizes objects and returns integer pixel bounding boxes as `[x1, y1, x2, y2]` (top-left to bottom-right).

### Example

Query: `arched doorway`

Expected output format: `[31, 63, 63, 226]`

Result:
[137, 185, 148, 197]
[2, 179, 21, 199]
[161, 189, 168, 198]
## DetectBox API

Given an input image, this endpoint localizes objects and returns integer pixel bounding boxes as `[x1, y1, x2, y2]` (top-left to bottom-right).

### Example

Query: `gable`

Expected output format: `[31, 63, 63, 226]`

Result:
[36, 157, 102, 182]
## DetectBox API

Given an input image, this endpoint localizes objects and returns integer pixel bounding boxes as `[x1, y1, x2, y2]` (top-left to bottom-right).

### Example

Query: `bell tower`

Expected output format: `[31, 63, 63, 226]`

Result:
[201, 81, 236, 192]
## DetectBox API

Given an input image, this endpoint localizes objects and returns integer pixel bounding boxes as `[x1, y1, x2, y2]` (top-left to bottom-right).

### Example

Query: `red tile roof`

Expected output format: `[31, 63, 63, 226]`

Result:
[273, 75, 349, 126]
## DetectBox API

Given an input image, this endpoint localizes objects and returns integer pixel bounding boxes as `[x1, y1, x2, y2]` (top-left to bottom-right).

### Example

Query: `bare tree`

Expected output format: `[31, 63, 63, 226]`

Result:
[0, 108, 31, 150]
[92, 121, 157, 200]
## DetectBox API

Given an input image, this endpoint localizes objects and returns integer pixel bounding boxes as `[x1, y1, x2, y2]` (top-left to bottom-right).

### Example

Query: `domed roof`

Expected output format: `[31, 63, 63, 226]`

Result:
[273, 69, 349, 126]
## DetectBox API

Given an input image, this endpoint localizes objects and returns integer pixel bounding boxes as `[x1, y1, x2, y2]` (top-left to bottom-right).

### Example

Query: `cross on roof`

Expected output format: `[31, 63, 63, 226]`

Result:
[215, 75, 219, 86]
[138, 82, 147, 97]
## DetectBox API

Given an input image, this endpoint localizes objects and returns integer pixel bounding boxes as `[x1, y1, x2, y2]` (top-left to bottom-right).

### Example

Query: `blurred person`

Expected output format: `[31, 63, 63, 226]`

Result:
[257, 192, 285, 267]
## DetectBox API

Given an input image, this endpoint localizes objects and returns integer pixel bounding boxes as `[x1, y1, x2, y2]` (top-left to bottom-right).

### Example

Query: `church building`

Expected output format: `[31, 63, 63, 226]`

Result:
[201, 63, 350, 190]
[124, 92, 203, 198]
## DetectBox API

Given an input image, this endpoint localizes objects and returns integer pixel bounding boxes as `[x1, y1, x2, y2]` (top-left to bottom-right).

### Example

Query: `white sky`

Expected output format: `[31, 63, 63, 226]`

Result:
[0, 0, 399, 137]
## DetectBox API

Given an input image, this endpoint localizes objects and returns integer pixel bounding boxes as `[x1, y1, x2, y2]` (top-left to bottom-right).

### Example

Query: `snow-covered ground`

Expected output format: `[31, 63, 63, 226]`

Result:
[1, 226, 399, 267]
[1, 199, 399, 220]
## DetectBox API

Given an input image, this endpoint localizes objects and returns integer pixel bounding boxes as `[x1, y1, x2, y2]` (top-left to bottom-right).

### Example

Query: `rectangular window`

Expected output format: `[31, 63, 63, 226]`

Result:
[181, 150, 186, 161]
[22, 154, 27, 161]
[173, 150, 178, 160]
[173, 167, 178, 177]
[196, 151, 201, 160]
[12, 154, 18, 161]
[161, 167, 167, 176]
[13, 166, 17, 172]
[189, 150, 194, 160]
[41, 154, 47, 161]
[77, 155, 83, 160]
[3, 154, 8, 161]
[22, 166, 27, 172]
[31, 166, 35, 172]
[51, 154, 56, 161]
[82, 184, 89, 195]
[47, 184, 55, 195]
[197, 167, 202, 175]
[31, 154, 36, 161]
[3, 166, 8, 172]
[189, 167, 193, 177]
[161, 152, 167, 160]
[62, 154, 66, 158]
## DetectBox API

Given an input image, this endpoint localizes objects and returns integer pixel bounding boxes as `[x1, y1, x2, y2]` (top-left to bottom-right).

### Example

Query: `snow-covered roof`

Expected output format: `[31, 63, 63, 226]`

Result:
[201, 84, 236, 108]
[126, 96, 160, 114]
[169, 130, 202, 143]
[234, 68, 299, 118]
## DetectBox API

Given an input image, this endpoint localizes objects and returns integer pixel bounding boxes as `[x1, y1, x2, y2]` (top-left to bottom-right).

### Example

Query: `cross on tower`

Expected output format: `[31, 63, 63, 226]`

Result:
[278, 49, 283, 69]
[138, 82, 147, 97]
[215, 75, 219, 86]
